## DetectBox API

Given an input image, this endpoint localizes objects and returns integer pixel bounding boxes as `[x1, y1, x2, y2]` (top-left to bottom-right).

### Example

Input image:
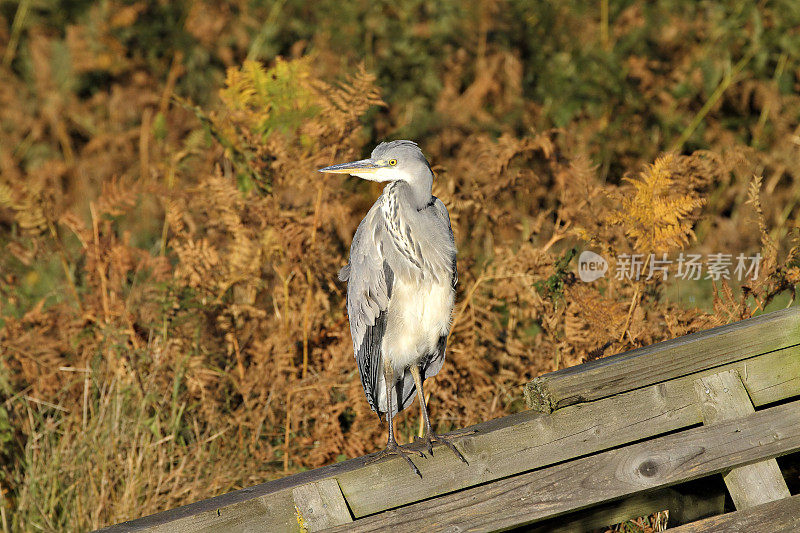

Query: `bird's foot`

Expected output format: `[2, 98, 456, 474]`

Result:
[415, 429, 475, 464]
[364, 441, 424, 477]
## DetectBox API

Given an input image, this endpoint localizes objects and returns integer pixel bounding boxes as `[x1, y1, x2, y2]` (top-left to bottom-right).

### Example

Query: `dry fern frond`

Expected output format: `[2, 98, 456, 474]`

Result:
[607, 154, 705, 253]
[0, 182, 13, 208]
[94, 178, 140, 217]
[309, 63, 384, 133]
[0, 178, 51, 235]
[745, 174, 778, 267]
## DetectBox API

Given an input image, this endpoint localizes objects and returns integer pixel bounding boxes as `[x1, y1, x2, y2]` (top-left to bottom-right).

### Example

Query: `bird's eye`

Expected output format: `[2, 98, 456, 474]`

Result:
[388, 159, 397, 166]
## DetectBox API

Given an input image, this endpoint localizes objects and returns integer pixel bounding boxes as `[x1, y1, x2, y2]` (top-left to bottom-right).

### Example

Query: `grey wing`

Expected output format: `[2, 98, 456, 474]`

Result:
[432, 196, 457, 293]
[431, 196, 457, 287]
[340, 206, 393, 413]
[421, 197, 458, 380]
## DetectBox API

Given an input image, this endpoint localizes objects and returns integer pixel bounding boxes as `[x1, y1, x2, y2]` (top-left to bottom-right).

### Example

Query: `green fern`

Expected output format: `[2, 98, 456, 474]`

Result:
[220, 58, 319, 139]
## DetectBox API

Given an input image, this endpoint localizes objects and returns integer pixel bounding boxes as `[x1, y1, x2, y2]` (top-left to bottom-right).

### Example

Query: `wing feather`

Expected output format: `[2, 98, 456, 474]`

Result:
[344, 203, 393, 412]
[420, 197, 457, 379]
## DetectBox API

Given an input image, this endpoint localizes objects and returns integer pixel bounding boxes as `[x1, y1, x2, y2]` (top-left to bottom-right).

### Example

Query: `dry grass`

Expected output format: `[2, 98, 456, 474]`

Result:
[1, 3, 799, 531]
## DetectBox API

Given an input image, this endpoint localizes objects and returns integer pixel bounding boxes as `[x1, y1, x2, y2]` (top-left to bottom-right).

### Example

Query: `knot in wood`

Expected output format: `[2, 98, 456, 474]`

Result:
[637, 459, 659, 478]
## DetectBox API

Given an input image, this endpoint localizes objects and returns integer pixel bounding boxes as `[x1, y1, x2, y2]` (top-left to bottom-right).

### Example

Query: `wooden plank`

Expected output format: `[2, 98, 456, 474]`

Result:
[337, 345, 800, 518]
[710, 346, 800, 406]
[337, 380, 699, 518]
[670, 494, 800, 533]
[98, 345, 800, 531]
[737, 346, 800, 404]
[528, 480, 725, 533]
[95, 489, 302, 533]
[695, 370, 790, 509]
[291, 478, 352, 531]
[330, 399, 800, 532]
[93, 459, 370, 533]
[525, 307, 800, 412]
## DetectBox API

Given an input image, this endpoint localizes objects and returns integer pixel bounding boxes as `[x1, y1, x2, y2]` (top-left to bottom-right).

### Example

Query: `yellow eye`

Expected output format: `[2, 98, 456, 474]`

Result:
[388, 159, 397, 166]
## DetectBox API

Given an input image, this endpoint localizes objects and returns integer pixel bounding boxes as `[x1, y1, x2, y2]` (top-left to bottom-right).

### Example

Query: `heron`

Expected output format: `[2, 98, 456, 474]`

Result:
[319, 140, 468, 476]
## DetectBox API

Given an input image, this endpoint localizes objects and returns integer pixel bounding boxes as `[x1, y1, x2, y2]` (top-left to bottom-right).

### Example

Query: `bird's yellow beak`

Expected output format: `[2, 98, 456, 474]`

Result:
[318, 158, 381, 174]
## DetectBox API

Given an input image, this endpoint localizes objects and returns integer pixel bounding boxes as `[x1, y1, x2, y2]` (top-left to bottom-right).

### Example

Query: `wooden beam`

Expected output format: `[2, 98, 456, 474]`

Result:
[291, 478, 352, 531]
[694, 370, 790, 509]
[525, 307, 800, 412]
[337, 345, 800, 517]
[669, 494, 800, 532]
[94, 461, 369, 533]
[330, 399, 800, 532]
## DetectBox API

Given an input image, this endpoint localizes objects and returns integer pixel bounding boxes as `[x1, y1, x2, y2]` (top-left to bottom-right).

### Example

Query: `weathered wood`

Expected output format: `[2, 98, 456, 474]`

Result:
[291, 478, 352, 531]
[338, 380, 697, 518]
[96, 489, 302, 533]
[528, 480, 726, 533]
[330, 399, 800, 532]
[669, 494, 800, 533]
[525, 307, 800, 412]
[694, 370, 790, 509]
[97, 344, 800, 531]
[94, 459, 370, 533]
[337, 345, 800, 518]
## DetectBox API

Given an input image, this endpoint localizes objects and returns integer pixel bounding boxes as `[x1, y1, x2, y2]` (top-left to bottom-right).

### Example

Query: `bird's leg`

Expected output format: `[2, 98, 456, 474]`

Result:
[410, 365, 471, 464]
[364, 360, 423, 477]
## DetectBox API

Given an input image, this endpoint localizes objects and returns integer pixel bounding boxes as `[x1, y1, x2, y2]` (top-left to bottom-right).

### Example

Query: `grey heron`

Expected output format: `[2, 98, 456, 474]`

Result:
[319, 140, 468, 476]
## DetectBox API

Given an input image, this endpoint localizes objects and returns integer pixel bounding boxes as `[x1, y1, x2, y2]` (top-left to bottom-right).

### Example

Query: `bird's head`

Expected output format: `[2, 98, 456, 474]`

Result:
[318, 140, 433, 185]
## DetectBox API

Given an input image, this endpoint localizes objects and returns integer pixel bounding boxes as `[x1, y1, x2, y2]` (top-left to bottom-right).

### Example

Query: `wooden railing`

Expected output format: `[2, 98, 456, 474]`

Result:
[98, 306, 800, 532]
